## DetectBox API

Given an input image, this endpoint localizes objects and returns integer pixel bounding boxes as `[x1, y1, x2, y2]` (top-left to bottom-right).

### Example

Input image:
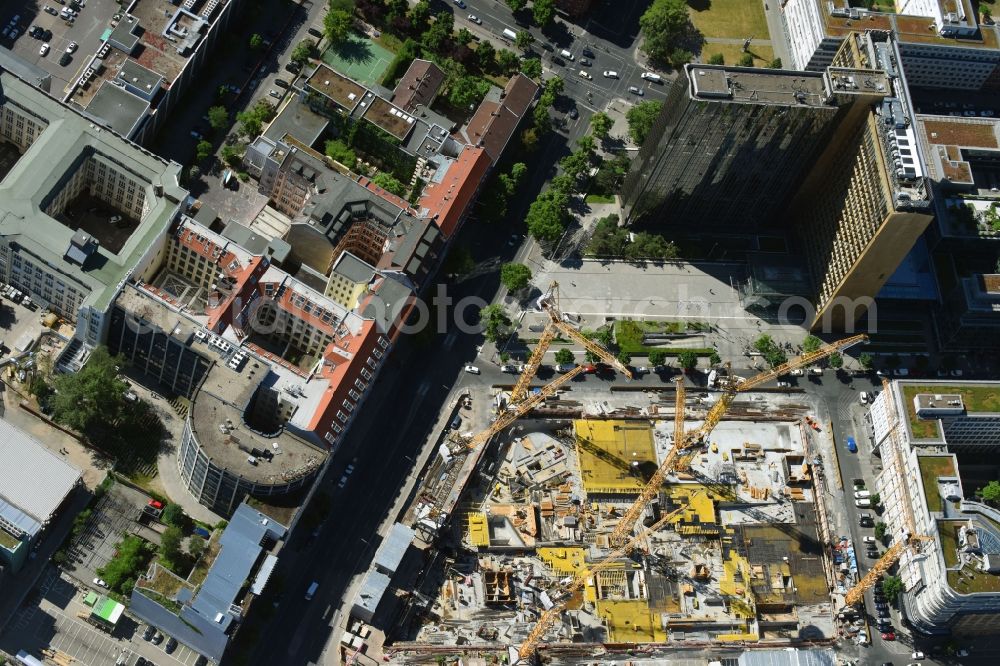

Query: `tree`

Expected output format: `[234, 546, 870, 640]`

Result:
[291, 40, 314, 65]
[479, 304, 512, 342]
[448, 75, 490, 108]
[408, 1, 431, 34]
[324, 9, 353, 44]
[476, 40, 496, 71]
[626, 100, 663, 145]
[505, 0, 528, 10]
[709, 351, 722, 366]
[639, 0, 692, 64]
[456, 27, 474, 46]
[802, 335, 822, 353]
[648, 350, 667, 367]
[859, 352, 874, 370]
[977, 480, 1000, 504]
[160, 525, 184, 570]
[708, 53, 724, 65]
[984, 6, 993, 23]
[97, 536, 153, 593]
[521, 127, 539, 151]
[372, 172, 407, 197]
[500, 262, 532, 292]
[526, 193, 567, 242]
[544, 75, 564, 98]
[520, 57, 542, 79]
[871, 493, 881, 506]
[577, 134, 596, 155]
[882, 575, 903, 603]
[220, 144, 244, 168]
[668, 47, 694, 67]
[188, 536, 206, 560]
[874, 522, 887, 540]
[617, 350, 632, 367]
[554, 348, 575, 365]
[678, 350, 698, 371]
[207, 106, 229, 131]
[494, 49, 518, 75]
[195, 140, 213, 161]
[769, 58, 783, 69]
[51, 347, 129, 433]
[324, 139, 356, 166]
[737, 53, 754, 67]
[515, 30, 534, 51]
[422, 12, 454, 53]
[533, 104, 552, 132]
[249, 33, 264, 50]
[590, 111, 613, 139]
[161, 503, 185, 527]
[829, 352, 843, 369]
[532, 0, 556, 27]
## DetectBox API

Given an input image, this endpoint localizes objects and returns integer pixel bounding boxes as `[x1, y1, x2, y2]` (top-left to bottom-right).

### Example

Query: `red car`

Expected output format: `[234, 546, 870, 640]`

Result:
[147, 499, 164, 510]
[880, 632, 896, 641]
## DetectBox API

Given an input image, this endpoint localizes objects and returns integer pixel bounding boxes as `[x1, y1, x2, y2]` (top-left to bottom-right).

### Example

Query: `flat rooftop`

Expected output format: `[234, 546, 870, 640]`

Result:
[84, 82, 149, 137]
[263, 97, 330, 146]
[574, 420, 657, 495]
[899, 381, 1000, 439]
[189, 363, 327, 485]
[117, 284, 200, 342]
[307, 64, 367, 112]
[920, 117, 999, 149]
[362, 95, 416, 141]
[820, 1, 1000, 49]
[686, 65, 831, 107]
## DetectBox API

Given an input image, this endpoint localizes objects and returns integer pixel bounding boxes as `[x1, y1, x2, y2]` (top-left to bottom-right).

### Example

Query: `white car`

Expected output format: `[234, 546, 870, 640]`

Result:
[777, 381, 790, 388]
[789, 368, 805, 376]
[810, 367, 823, 375]
[911, 652, 925, 660]
[578, 70, 592, 80]
[464, 365, 480, 375]
[863, 536, 877, 544]
[65, 41, 77, 53]
[640, 72, 662, 82]
[628, 85, 644, 96]
[93, 577, 108, 588]
[467, 14, 481, 24]
[39, 43, 49, 56]
[602, 70, 618, 78]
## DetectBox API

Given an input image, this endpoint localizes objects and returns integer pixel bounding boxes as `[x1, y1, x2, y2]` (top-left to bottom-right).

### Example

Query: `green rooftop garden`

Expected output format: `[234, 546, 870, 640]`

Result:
[937, 521, 962, 568]
[189, 534, 222, 587]
[902, 384, 1000, 439]
[948, 564, 1000, 594]
[0, 529, 20, 549]
[137, 563, 192, 601]
[919, 455, 956, 511]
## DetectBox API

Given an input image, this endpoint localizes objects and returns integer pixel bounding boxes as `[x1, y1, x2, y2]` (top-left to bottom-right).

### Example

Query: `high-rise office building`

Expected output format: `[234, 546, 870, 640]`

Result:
[623, 35, 934, 331]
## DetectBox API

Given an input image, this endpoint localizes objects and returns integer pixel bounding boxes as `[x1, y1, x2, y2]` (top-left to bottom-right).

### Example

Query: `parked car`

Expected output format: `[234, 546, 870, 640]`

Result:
[641, 72, 663, 82]
[578, 70, 592, 80]
[603, 70, 619, 78]
[789, 368, 805, 376]
[39, 43, 49, 56]
[450, 414, 462, 429]
[165, 637, 177, 653]
[65, 41, 77, 53]
[152, 632, 164, 645]
[628, 86, 644, 96]
[45, 7, 58, 15]
[881, 631, 896, 641]
[92, 577, 107, 588]
[581, 46, 595, 58]
[268, 89, 280, 99]
[58, 53, 71, 66]
[142, 625, 155, 641]
[467, 14, 481, 24]
[464, 365, 480, 375]
[911, 652, 925, 660]
[568, 107, 578, 119]
[846, 436, 857, 453]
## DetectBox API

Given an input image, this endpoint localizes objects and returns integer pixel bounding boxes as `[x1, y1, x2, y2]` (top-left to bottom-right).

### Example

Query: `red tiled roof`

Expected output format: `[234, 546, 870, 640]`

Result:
[418, 146, 491, 238]
[463, 74, 539, 163]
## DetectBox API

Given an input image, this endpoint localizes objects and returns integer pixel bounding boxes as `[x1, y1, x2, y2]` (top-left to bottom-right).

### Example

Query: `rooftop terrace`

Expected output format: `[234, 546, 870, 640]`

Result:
[902, 382, 1000, 439]
[363, 95, 416, 141]
[307, 64, 366, 112]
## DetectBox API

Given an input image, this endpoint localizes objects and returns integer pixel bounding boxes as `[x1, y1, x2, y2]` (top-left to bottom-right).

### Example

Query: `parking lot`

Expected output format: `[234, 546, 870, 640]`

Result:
[3, 566, 204, 666]
[0, 0, 122, 95]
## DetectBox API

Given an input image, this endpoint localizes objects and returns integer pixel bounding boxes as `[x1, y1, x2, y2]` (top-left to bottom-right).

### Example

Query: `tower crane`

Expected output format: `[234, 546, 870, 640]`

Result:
[608, 334, 868, 547]
[844, 378, 929, 606]
[516, 493, 703, 661]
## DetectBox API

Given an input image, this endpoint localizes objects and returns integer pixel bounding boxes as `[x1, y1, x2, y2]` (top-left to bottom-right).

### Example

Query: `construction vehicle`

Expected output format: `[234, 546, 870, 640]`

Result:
[461, 284, 630, 451]
[844, 378, 929, 606]
[608, 334, 868, 547]
[517, 493, 702, 661]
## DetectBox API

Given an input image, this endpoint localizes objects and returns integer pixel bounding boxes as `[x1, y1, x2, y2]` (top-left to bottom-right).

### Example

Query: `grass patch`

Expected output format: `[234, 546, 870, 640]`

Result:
[948, 564, 1000, 593]
[903, 384, 1000, 439]
[614, 320, 715, 353]
[701, 44, 775, 68]
[919, 455, 956, 511]
[938, 521, 962, 567]
[138, 563, 192, 600]
[688, 0, 770, 40]
[0, 529, 20, 549]
[585, 193, 615, 204]
[189, 535, 222, 587]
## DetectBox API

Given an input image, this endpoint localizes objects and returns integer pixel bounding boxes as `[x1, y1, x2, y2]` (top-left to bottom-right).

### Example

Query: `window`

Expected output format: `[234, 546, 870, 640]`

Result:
[333, 424, 343, 434]
[348, 389, 360, 401]
[337, 410, 348, 423]
[324, 431, 336, 444]
[361, 369, 372, 381]
[372, 349, 383, 360]
[379, 337, 388, 349]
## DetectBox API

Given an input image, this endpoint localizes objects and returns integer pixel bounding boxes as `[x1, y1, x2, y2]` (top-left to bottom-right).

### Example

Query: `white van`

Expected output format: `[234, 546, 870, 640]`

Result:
[856, 498, 872, 508]
[641, 72, 662, 82]
[854, 490, 871, 499]
[560, 49, 574, 61]
[502, 28, 517, 41]
[305, 581, 318, 600]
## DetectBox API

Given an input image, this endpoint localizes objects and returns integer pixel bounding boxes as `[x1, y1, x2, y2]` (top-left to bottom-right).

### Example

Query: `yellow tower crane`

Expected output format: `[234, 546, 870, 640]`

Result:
[608, 334, 868, 547]
[516, 493, 703, 661]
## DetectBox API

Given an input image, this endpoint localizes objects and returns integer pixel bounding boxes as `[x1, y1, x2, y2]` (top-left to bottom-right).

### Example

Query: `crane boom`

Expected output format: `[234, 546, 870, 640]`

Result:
[673, 376, 685, 449]
[550, 319, 634, 379]
[844, 535, 932, 606]
[609, 334, 868, 547]
[463, 364, 586, 450]
[517, 495, 700, 660]
[510, 322, 558, 404]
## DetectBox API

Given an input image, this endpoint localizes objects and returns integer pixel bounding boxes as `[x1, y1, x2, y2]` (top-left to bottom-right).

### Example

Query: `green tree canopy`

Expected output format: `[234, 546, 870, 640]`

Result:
[448, 75, 491, 108]
[195, 140, 213, 162]
[97, 535, 153, 594]
[532, 0, 556, 27]
[554, 348, 575, 365]
[769, 58, 783, 69]
[161, 503, 186, 527]
[291, 40, 315, 64]
[324, 9, 353, 44]
[590, 111, 613, 139]
[422, 12, 454, 53]
[882, 575, 903, 603]
[506, 0, 528, 10]
[207, 106, 229, 131]
[249, 33, 264, 50]
[526, 190, 568, 242]
[476, 40, 496, 71]
[188, 536, 206, 559]
[372, 172, 407, 197]
[648, 350, 668, 366]
[408, 1, 431, 34]
[617, 350, 632, 367]
[737, 53, 754, 67]
[500, 262, 532, 292]
[828, 352, 843, 369]
[51, 347, 129, 433]
[480, 304, 512, 342]
[324, 139, 356, 167]
[802, 335, 822, 353]
[708, 53, 724, 65]
[520, 56, 542, 79]
[678, 350, 698, 371]
[515, 30, 534, 50]
[977, 480, 1000, 504]
[874, 522, 887, 540]
[626, 100, 663, 145]
[639, 0, 693, 64]
[159, 525, 184, 571]
[859, 352, 874, 370]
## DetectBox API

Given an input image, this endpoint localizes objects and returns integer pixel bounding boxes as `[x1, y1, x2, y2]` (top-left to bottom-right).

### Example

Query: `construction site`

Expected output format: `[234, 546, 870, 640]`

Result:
[348, 285, 869, 664]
